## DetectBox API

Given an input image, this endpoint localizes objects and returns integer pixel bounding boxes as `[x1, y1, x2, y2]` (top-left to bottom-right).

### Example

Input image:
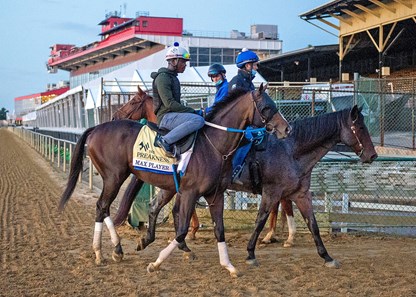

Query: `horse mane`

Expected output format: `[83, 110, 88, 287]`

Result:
[290, 108, 349, 143]
[204, 88, 248, 121]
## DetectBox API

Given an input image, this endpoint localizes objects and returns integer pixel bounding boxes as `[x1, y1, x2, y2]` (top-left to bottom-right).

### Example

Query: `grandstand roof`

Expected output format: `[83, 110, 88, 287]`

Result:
[300, 0, 376, 20]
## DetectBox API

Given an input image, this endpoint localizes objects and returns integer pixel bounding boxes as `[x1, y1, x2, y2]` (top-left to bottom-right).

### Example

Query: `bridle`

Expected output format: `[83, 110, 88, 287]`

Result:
[251, 90, 277, 134]
[113, 96, 146, 120]
[350, 119, 364, 157]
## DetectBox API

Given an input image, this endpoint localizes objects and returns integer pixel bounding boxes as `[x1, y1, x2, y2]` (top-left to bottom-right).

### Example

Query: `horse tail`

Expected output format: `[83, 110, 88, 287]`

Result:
[113, 177, 143, 226]
[58, 127, 95, 211]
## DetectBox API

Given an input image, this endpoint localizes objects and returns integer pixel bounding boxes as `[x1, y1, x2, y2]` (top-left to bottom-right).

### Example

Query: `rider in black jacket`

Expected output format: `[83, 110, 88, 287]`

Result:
[228, 48, 261, 184]
[228, 48, 259, 92]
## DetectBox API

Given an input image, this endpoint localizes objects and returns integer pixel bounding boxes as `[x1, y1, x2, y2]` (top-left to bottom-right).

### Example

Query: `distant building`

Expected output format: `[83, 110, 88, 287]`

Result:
[14, 86, 69, 124]
[46, 12, 282, 88]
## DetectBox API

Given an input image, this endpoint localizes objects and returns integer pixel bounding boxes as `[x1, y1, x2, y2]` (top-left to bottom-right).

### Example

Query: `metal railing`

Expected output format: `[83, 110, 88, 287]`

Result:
[10, 126, 416, 236]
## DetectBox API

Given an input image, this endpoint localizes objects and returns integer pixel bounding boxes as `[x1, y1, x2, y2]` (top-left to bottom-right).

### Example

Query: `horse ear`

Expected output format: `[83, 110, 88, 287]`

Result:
[258, 83, 264, 93]
[137, 85, 145, 96]
[351, 105, 359, 121]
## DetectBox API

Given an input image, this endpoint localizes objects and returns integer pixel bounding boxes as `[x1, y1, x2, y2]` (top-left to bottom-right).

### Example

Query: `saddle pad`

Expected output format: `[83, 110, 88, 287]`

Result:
[133, 126, 176, 174]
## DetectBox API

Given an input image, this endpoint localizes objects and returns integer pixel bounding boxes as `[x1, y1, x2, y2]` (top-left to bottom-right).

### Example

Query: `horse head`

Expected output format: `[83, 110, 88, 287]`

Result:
[342, 105, 378, 163]
[252, 83, 291, 139]
[112, 86, 157, 123]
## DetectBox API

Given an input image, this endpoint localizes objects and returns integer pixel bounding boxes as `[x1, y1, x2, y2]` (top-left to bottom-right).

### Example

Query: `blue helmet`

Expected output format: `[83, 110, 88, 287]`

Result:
[236, 48, 259, 68]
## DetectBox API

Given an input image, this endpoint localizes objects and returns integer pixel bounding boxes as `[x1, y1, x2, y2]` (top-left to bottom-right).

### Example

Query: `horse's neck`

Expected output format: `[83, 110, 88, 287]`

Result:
[292, 121, 341, 174]
[203, 99, 252, 158]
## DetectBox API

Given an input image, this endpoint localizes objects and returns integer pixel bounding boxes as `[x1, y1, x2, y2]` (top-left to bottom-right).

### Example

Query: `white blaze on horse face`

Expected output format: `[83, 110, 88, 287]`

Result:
[104, 216, 120, 246]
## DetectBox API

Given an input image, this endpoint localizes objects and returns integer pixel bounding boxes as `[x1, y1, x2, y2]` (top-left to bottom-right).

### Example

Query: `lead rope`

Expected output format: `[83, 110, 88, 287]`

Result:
[202, 130, 246, 206]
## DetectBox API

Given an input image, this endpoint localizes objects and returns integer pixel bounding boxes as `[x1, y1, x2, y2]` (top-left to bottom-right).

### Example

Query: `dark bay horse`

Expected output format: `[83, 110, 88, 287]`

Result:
[114, 105, 377, 268]
[58, 84, 290, 277]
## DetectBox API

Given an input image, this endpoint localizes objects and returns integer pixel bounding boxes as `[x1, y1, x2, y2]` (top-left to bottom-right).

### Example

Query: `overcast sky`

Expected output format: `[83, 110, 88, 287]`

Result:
[0, 0, 337, 112]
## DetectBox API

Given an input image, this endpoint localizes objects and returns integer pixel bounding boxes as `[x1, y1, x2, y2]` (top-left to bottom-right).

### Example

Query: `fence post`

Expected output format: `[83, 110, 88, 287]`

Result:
[324, 192, 333, 213]
[57, 140, 61, 169]
[51, 139, 55, 164]
[341, 193, 349, 233]
[63, 141, 66, 173]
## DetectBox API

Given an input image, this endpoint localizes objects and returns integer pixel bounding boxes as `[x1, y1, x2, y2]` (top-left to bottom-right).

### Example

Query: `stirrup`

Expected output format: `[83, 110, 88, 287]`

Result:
[231, 164, 244, 185]
[156, 137, 175, 158]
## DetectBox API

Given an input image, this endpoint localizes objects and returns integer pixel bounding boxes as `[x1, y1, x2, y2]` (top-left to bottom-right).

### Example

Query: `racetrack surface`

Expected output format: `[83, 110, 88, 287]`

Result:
[1, 128, 415, 297]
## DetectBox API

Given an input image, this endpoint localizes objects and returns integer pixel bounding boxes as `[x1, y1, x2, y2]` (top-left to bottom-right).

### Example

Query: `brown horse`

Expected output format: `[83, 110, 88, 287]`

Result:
[112, 87, 293, 243]
[112, 86, 157, 123]
[115, 105, 378, 268]
[58, 84, 290, 277]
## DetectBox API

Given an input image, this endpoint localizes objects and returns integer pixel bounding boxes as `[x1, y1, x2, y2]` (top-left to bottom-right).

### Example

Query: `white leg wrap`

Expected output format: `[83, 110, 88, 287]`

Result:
[153, 239, 179, 267]
[93, 222, 103, 251]
[287, 216, 296, 237]
[218, 242, 236, 274]
[104, 216, 120, 246]
[284, 216, 296, 247]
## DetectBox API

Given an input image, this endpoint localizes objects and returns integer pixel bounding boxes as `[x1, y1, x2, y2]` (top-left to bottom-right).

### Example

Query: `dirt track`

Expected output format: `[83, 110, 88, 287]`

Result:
[1, 128, 416, 297]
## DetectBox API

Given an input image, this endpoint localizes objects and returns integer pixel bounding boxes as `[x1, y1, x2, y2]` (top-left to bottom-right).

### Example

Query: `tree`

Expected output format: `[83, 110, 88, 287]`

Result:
[0, 107, 9, 120]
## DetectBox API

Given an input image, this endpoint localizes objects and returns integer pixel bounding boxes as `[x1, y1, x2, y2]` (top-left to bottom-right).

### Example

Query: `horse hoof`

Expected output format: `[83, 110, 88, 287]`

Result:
[147, 263, 159, 273]
[245, 258, 259, 266]
[136, 238, 146, 251]
[186, 233, 196, 241]
[112, 251, 123, 263]
[325, 259, 340, 269]
[95, 257, 105, 266]
[183, 251, 197, 261]
[283, 241, 294, 248]
[230, 269, 241, 278]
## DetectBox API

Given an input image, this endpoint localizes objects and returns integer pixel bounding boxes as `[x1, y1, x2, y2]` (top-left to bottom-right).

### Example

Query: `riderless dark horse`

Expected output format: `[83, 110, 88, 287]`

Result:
[58, 84, 290, 277]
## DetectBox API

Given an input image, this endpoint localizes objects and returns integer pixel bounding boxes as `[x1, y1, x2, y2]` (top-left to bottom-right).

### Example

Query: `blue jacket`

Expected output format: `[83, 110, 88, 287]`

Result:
[205, 79, 229, 114]
[228, 69, 255, 92]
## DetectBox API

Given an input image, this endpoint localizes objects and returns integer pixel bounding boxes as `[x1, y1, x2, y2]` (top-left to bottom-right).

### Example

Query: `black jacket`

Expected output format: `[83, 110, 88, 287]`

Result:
[228, 69, 255, 92]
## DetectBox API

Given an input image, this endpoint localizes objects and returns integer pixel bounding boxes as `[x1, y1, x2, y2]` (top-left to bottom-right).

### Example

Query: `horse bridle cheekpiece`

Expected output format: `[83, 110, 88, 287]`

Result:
[351, 119, 364, 157]
[251, 91, 277, 131]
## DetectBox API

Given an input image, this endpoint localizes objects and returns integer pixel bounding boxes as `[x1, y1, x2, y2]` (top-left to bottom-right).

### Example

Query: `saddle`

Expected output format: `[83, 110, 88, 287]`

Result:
[146, 122, 197, 155]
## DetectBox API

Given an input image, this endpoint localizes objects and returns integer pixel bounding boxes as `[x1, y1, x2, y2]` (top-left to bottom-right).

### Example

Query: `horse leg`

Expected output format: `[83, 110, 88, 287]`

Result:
[93, 178, 126, 265]
[139, 189, 175, 251]
[170, 198, 194, 259]
[207, 193, 239, 277]
[293, 191, 340, 268]
[281, 199, 296, 248]
[147, 192, 196, 273]
[246, 192, 277, 266]
[261, 202, 279, 244]
[187, 210, 199, 240]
